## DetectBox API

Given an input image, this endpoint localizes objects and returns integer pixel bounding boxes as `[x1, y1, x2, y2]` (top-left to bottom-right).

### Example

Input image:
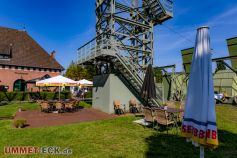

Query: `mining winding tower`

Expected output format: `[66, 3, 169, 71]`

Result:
[77, 0, 173, 113]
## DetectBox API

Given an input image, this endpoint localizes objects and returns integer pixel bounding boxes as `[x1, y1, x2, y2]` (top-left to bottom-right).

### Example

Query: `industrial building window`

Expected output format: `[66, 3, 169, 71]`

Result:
[0, 54, 10, 59]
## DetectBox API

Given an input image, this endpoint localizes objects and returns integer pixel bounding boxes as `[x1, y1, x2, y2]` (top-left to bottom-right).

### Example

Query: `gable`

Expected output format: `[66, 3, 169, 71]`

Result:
[0, 27, 64, 70]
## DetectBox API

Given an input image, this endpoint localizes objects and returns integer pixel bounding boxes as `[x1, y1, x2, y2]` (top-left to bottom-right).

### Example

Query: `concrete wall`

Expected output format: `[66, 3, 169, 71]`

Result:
[92, 74, 140, 114]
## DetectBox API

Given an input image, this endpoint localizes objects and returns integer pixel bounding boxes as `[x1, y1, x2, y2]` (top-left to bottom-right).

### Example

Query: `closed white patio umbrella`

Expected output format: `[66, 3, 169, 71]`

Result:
[36, 75, 78, 100]
[181, 26, 219, 158]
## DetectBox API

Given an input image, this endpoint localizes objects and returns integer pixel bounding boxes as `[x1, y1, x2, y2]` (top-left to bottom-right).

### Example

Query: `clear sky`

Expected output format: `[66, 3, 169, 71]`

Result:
[0, 0, 237, 71]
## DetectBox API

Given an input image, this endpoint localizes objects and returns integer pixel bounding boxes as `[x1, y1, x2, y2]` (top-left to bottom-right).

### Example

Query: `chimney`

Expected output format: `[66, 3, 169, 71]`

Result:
[51, 50, 56, 59]
[9, 43, 13, 58]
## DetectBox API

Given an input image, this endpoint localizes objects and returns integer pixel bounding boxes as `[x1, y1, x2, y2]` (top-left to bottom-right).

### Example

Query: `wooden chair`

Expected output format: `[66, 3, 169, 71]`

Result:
[55, 102, 65, 113]
[73, 100, 80, 110]
[64, 101, 75, 112]
[154, 108, 175, 133]
[143, 107, 155, 127]
[129, 99, 139, 113]
[113, 100, 124, 115]
[40, 102, 50, 113]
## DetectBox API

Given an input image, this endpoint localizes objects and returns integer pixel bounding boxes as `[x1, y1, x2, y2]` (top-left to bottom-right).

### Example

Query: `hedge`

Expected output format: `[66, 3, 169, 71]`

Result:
[0, 91, 71, 102]
[84, 92, 92, 98]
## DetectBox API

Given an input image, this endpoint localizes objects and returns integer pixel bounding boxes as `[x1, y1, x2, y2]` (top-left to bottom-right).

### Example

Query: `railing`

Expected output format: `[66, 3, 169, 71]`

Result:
[159, 0, 173, 15]
[77, 37, 96, 64]
[143, 0, 173, 25]
[77, 34, 116, 64]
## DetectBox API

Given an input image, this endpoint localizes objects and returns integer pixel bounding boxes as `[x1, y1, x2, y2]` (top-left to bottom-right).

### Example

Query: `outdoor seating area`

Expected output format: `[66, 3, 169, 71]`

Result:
[1, 0, 237, 157]
[38, 99, 80, 113]
[113, 99, 141, 115]
[140, 104, 184, 132]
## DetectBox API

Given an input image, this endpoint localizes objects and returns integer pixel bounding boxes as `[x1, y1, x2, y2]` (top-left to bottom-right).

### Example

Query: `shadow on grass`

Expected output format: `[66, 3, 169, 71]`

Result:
[145, 130, 237, 158]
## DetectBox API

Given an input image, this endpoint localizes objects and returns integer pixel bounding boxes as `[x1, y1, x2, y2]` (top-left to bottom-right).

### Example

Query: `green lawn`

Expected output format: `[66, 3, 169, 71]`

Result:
[0, 104, 236, 158]
[0, 102, 39, 117]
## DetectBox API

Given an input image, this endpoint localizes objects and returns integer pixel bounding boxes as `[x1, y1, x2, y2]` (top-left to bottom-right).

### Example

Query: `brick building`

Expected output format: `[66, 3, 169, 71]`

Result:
[0, 27, 64, 91]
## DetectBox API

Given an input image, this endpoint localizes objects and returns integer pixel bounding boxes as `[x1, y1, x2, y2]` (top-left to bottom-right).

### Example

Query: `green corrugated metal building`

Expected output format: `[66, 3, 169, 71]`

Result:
[213, 37, 237, 97]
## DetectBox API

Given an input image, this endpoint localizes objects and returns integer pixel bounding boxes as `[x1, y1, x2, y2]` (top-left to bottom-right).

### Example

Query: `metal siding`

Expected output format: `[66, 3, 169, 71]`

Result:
[227, 37, 237, 69]
[213, 70, 237, 97]
[181, 48, 194, 74]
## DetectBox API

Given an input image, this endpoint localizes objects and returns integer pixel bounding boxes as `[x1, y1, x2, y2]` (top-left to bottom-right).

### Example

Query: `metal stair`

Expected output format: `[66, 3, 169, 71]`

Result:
[77, 36, 163, 107]
[110, 43, 162, 106]
[143, 0, 173, 25]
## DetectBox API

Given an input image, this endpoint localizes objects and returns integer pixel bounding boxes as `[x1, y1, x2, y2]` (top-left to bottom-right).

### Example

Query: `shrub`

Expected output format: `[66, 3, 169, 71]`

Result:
[0, 91, 72, 102]
[13, 119, 27, 128]
[4, 92, 18, 101]
[0, 92, 6, 102]
[79, 101, 92, 108]
[84, 92, 92, 98]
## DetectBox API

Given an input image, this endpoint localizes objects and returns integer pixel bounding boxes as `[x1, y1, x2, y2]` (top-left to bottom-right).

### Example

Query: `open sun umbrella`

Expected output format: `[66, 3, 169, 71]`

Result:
[140, 64, 156, 106]
[77, 79, 93, 87]
[36, 75, 78, 100]
[181, 26, 219, 158]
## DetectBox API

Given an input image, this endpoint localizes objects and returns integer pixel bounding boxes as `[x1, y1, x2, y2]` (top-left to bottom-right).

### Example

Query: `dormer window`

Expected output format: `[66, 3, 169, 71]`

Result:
[0, 44, 12, 60]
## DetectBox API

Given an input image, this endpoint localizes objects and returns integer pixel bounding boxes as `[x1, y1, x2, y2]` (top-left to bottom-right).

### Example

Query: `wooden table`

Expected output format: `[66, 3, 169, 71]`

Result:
[152, 107, 184, 130]
[151, 107, 184, 113]
[165, 107, 184, 113]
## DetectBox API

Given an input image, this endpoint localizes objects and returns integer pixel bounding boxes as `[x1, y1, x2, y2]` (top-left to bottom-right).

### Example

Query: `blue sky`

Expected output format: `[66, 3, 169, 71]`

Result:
[0, 0, 237, 71]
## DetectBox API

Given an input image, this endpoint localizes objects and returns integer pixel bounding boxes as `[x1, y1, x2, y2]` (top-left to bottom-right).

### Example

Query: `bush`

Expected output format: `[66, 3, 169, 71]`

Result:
[79, 101, 92, 108]
[0, 92, 6, 102]
[84, 92, 92, 98]
[0, 91, 72, 102]
[13, 119, 27, 128]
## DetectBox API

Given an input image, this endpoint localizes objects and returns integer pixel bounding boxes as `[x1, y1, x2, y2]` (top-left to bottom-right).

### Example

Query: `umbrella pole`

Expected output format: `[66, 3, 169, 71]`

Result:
[59, 86, 61, 101]
[200, 146, 204, 158]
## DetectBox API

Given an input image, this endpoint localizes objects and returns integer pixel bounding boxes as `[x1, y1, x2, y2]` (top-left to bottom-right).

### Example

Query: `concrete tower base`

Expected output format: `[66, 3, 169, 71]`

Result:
[92, 74, 140, 114]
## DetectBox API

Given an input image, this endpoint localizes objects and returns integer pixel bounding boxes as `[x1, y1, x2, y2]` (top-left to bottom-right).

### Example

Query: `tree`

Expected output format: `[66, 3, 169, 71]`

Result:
[65, 61, 95, 80]
[83, 65, 96, 80]
[215, 60, 226, 72]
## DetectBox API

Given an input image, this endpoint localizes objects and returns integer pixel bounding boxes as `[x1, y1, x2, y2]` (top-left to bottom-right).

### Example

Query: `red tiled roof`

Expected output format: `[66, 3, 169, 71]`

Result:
[0, 27, 63, 70]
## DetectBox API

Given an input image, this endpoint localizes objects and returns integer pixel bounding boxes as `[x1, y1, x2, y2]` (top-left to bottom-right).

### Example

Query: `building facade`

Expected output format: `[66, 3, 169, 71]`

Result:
[0, 27, 64, 91]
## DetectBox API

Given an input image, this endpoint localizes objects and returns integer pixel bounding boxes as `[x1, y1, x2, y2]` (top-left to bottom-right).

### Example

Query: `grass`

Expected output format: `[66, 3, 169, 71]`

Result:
[0, 103, 236, 157]
[0, 102, 39, 117]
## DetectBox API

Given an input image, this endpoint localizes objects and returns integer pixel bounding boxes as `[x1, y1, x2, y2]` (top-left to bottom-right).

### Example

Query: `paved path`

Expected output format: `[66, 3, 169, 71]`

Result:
[14, 108, 116, 128]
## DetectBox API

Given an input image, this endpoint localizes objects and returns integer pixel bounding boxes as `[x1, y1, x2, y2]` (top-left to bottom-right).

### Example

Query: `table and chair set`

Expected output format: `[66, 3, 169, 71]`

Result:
[37, 99, 80, 113]
[143, 106, 184, 132]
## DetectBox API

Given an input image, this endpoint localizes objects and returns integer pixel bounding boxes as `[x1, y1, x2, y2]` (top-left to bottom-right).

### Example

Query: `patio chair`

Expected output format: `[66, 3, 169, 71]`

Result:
[143, 107, 155, 128]
[55, 102, 65, 113]
[72, 100, 80, 111]
[40, 102, 50, 113]
[129, 99, 139, 113]
[154, 108, 175, 133]
[64, 101, 75, 112]
[113, 100, 124, 115]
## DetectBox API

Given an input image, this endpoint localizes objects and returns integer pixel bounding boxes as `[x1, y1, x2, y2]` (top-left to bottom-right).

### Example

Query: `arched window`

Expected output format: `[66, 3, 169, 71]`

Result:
[13, 79, 26, 91]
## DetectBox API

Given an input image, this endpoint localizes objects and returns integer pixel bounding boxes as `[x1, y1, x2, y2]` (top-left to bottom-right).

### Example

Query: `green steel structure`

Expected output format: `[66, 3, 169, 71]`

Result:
[77, 0, 173, 107]
[154, 65, 187, 102]
[181, 47, 194, 74]
[213, 37, 237, 102]
[227, 37, 237, 69]
[175, 37, 237, 103]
